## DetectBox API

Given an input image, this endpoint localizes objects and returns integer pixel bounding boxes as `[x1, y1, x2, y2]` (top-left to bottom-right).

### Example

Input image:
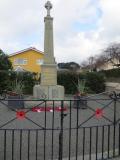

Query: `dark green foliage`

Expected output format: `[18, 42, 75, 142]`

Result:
[100, 68, 120, 78]
[57, 71, 106, 94]
[22, 72, 36, 94]
[57, 71, 78, 94]
[0, 49, 12, 70]
[0, 50, 12, 92]
[9, 71, 36, 95]
[0, 72, 10, 92]
[85, 72, 106, 93]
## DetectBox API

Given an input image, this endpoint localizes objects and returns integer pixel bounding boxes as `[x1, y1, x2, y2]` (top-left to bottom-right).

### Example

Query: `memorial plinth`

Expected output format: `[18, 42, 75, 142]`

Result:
[33, 1, 64, 100]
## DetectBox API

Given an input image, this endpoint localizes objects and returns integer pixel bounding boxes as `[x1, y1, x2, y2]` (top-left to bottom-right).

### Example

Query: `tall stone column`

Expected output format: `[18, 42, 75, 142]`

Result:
[33, 1, 64, 100]
[41, 1, 57, 86]
[44, 14, 55, 64]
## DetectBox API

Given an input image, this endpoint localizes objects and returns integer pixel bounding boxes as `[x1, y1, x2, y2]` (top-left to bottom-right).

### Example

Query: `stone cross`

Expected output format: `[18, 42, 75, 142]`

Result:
[45, 1, 52, 16]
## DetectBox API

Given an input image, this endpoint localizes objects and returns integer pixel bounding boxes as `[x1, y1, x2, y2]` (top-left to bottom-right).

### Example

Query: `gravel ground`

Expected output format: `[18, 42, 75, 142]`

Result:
[0, 94, 120, 160]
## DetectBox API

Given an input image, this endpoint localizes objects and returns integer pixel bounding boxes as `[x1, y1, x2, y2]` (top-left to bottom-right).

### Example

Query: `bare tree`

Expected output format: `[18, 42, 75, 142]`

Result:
[104, 43, 120, 67]
[94, 53, 108, 68]
[88, 56, 96, 71]
[80, 42, 120, 71]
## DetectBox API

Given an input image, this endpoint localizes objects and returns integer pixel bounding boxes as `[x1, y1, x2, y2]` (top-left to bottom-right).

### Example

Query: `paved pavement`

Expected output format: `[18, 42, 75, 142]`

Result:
[0, 93, 120, 160]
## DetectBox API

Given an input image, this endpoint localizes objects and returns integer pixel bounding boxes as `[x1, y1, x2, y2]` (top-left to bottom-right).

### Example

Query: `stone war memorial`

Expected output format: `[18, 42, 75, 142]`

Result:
[33, 1, 64, 100]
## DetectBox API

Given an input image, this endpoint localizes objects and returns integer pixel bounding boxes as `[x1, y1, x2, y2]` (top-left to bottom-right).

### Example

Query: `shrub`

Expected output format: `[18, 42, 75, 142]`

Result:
[57, 71, 78, 94]
[100, 68, 120, 78]
[8, 71, 36, 95]
[57, 71, 106, 94]
[86, 72, 106, 93]
[0, 72, 11, 92]
[0, 50, 12, 92]
[22, 72, 36, 94]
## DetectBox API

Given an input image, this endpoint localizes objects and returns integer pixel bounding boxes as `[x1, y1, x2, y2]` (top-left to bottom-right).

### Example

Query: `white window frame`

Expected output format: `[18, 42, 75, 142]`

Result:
[14, 58, 28, 65]
[36, 59, 44, 65]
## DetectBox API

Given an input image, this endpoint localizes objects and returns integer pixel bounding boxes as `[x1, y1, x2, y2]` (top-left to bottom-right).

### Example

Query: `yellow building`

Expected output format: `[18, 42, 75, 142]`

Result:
[8, 47, 44, 74]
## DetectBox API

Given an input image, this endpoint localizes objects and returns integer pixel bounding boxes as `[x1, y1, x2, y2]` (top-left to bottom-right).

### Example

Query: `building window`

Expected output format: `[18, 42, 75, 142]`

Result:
[36, 59, 44, 65]
[14, 58, 28, 65]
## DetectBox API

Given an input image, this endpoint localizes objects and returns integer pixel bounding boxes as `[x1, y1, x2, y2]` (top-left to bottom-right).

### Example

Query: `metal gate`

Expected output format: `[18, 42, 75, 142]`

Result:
[0, 91, 120, 160]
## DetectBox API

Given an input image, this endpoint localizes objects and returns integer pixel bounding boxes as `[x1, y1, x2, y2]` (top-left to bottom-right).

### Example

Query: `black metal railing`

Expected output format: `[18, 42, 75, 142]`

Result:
[0, 91, 120, 160]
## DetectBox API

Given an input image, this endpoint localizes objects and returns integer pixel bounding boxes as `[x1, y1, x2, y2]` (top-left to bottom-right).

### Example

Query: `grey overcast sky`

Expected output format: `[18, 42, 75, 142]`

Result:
[0, 0, 120, 63]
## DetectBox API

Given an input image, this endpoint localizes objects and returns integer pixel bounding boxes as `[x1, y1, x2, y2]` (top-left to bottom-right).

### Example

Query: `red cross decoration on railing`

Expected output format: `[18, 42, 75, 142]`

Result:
[95, 108, 104, 119]
[16, 111, 26, 120]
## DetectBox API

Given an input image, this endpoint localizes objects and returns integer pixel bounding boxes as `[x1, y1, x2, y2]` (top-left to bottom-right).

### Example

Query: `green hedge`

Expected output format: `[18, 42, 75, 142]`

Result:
[85, 72, 106, 93]
[57, 71, 105, 94]
[22, 72, 36, 94]
[0, 72, 11, 92]
[100, 68, 120, 78]
[57, 72, 78, 94]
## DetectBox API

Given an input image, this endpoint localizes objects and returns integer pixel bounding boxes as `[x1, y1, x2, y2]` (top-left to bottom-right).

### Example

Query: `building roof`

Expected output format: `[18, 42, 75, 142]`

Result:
[9, 47, 44, 57]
